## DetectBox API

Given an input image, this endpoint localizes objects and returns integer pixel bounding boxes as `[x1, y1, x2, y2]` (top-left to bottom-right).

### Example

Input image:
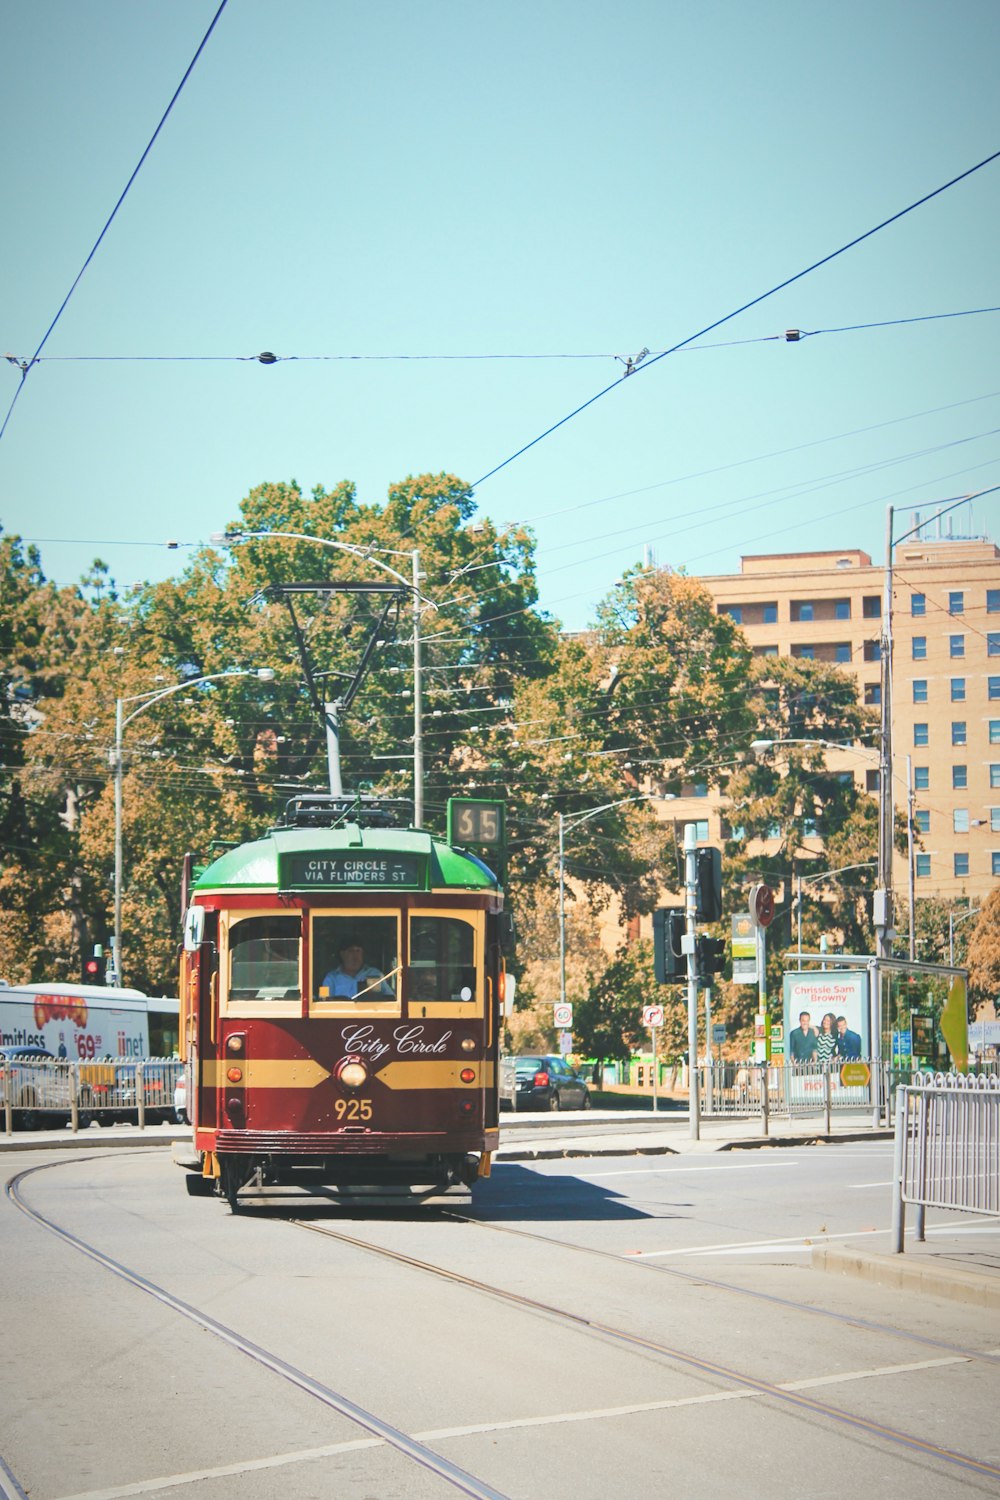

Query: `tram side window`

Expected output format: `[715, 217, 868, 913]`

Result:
[407, 916, 476, 1003]
[229, 916, 301, 1000]
[312, 916, 398, 999]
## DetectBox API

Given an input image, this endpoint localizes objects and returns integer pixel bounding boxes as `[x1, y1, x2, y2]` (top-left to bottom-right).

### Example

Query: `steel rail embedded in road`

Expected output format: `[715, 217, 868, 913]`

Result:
[5, 1160, 511, 1500]
[443, 1209, 1000, 1367]
[290, 1214, 1000, 1482]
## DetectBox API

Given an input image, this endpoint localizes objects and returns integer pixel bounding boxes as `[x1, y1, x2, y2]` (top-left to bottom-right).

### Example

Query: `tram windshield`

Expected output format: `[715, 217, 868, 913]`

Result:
[312, 915, 398, 999]
[228, 916, 301, 1000]
[407, 915, 476, 1003]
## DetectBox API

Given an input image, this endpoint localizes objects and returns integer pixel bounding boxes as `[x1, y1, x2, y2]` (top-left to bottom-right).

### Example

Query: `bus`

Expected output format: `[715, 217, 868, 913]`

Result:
[0, 983, 179, 1059]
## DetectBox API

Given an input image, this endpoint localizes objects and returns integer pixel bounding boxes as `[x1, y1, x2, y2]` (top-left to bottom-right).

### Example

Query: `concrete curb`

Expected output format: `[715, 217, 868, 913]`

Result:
[812, 1243, 1000, 1310]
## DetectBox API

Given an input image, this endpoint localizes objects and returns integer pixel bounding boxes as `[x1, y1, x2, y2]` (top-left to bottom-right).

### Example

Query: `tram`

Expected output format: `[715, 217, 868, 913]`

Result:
[178, 795, 511, 1209]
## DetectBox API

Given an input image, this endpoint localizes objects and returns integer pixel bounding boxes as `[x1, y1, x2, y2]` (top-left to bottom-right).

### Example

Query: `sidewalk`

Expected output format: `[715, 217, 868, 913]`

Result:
[3, 1112, 997, 1308]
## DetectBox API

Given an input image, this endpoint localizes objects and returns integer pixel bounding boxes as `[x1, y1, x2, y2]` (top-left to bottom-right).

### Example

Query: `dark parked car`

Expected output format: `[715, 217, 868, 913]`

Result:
[501, 1054, 591, 1112]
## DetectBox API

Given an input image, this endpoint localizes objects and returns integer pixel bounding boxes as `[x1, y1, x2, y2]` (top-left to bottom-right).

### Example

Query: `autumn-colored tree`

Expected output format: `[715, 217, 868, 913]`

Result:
[967, 889, 1000, 1012]
[575, 940, 687, 1082]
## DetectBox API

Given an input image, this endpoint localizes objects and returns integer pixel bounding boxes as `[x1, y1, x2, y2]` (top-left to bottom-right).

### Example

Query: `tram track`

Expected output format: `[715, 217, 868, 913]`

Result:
[6, 1151, 1000, 1494]
[288, 1211, 1000, 1484]
[5, 1159, 510, 1500]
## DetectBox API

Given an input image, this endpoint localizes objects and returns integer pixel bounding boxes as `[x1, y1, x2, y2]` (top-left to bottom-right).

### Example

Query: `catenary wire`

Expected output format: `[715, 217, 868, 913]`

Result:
[0, 1, 230, 445]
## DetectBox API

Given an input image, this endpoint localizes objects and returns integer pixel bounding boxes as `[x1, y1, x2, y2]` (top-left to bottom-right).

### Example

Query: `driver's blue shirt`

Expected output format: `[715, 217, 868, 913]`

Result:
[320, 963, 387, 998]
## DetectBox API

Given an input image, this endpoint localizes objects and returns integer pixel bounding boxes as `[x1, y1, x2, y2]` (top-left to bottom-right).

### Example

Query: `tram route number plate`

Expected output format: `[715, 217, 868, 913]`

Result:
[280, 852, 423, 889]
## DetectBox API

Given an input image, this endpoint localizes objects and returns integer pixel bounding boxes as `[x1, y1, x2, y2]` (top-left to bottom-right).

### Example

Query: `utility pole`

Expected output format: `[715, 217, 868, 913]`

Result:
[413, 548, 424, 827]
[684, 824, 700, 1141]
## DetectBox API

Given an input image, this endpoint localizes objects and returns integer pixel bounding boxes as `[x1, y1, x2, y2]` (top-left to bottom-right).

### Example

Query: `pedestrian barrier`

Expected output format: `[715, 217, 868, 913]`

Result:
[698, 1059, 875, 1133]
[0, 1057, 182, 1135]
[891, 1071, 1000, 1253]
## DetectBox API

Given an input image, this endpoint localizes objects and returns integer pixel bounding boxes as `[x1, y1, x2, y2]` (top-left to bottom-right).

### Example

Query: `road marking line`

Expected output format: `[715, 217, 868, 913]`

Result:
[54, 1350, 990, 1500]
[581, 1162, 801, 1178]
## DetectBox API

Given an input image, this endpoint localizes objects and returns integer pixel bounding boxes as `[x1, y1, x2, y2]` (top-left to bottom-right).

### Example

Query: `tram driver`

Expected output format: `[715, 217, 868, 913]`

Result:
[320, 937, 392, 999]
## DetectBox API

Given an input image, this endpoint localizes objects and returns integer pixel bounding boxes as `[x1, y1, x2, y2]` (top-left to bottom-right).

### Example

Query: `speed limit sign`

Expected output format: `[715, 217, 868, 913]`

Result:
[553, 1002, 573, 1028]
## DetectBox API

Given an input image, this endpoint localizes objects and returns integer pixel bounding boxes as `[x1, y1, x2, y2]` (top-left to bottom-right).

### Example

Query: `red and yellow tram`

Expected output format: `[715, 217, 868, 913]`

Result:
[178, 796, 510, 1209]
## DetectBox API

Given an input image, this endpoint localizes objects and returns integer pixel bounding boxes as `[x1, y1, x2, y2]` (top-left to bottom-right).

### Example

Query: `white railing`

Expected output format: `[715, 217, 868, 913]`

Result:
[0, 1058, 182, 1135]
[891, 1071, 1000, 1253]
[698, 1059, 876, 1133]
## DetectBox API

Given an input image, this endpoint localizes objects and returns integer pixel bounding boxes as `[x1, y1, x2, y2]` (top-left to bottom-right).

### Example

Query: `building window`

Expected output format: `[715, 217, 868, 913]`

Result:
[991, 677, 1000, 700]
[914, 809, 930, 834]
[953, 808, 970, 833]
[951, 678, 966, 702]
[864, 683, 881, 705]
[911, 593, 926, 615]
[688, 820, 709, 840]
[791, 601, 814, 622]
[954, 852, 969, 879]
[792, 644, 815, 660]
[834, 643, 851, 663]
[953, 765, 968, 790]
[720, 604, 742, 624]
[911, 637, 927, 660]
[912, 680, 928, 703]
[914, 723, 929, 747]
[680, 782, 709, 799]
[948, 591, 964, 615]
[990, 720, 1000, 745]
[992, 765, 1000, 789]
[834, 599, 851, 620]
[993, 852, 1000, 877]
[950, 635, 965, 658]
[916, 854, 931, 878]
[863, 639, 881, 662]
[991, 808, 1000, 834]
[951, 721, 967, 746]
[989, 632, 1000, 657]
[988, 589, 1000, 613]
[914, 767, 929, 790]
[763, 603, 778, 624]
[866, 769, 880, 792]
[863, 596, 881, 618]
[754, 644, 779, 657]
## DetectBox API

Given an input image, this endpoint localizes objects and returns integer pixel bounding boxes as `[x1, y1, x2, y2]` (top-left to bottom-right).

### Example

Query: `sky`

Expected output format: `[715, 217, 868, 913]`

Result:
[2, 0, 999, 632]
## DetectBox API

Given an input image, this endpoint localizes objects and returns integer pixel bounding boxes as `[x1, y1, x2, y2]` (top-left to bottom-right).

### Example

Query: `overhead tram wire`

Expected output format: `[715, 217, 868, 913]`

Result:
[0, 0, 230, 445]
[470, 148, 1000, 489]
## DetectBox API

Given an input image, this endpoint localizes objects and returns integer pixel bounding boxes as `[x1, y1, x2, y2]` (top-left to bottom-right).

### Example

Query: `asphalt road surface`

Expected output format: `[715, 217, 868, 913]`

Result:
[2, 1139, 998, 1499]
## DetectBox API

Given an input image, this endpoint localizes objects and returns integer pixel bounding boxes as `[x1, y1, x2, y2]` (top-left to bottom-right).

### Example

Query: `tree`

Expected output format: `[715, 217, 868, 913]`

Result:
[967, 889, 1000, 1012]
[575, 940, 686, 1082]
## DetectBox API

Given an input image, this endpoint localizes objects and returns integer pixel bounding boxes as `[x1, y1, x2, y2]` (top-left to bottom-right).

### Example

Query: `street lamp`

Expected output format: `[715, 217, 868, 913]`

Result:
[112, 667, 274, 983]
[794, 862, 878, 954]
[557, 793, 672, 1009]
[212, 529, 430, 825]
[949, 905, 981, 966]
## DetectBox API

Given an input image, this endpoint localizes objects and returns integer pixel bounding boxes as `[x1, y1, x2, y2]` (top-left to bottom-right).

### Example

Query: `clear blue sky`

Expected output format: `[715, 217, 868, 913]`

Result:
[2, 0, 998, 630]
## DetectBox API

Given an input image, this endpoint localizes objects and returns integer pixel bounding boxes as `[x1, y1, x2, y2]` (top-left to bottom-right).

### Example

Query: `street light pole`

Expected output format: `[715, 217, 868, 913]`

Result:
[112, 668, 273, 984]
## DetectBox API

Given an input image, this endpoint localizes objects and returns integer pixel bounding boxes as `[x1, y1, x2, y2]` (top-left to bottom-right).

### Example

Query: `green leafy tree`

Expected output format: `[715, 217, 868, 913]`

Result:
[575, 940, 686, 1082]
[967, 889, 1000, 1012]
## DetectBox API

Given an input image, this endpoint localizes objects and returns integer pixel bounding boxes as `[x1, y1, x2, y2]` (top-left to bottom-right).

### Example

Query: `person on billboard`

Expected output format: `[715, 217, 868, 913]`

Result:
[815, 1012, 838, 1063]
[834, 1015, 862, 1059]
[789, 1011, 818, 1061]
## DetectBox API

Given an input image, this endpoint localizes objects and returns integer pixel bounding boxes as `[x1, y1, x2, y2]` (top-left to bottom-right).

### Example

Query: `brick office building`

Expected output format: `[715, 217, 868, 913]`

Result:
[676, 535, 1000, 911]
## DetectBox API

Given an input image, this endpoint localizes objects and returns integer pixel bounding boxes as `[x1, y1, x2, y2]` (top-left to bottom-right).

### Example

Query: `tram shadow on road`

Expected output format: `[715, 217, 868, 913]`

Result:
[467, 1163, 657, 1221]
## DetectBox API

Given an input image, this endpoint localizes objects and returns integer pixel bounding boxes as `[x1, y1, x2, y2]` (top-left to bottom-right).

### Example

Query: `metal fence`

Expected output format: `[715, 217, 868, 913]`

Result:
[698, 1059, 875, 1132]
[0, 1058, 182, 1135]
[891, 1071, 1000, 1252]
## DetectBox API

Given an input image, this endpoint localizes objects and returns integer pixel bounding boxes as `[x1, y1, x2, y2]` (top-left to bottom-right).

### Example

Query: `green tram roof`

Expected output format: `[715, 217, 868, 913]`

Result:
[193, 825, 500, 895]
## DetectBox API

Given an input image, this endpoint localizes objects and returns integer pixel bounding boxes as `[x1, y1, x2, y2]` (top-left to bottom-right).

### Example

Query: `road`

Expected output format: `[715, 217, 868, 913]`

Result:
[2, 1136, 998, 1499]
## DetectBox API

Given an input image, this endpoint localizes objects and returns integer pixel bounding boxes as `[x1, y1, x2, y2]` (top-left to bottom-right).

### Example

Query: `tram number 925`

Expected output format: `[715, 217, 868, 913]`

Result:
[335, 1097, 373, 1122]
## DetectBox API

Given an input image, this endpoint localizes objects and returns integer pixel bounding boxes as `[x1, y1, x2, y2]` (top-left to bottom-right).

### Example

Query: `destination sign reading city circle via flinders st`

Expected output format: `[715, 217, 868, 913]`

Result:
[282, 854, 422, 888]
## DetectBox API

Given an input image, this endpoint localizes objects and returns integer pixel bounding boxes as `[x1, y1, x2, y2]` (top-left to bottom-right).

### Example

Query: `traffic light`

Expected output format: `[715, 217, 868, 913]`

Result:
[653, 908, 685, 983]
[82, 945, 106, 985]
[695, 935, 726, 978]
[695, 846, 723, 922]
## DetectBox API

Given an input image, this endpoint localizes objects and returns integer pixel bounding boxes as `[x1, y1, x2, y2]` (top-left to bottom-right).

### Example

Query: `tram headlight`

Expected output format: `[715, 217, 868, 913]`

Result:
[337, 1059, 368, 1090]
[459, 1036, 476, 1053]
[226, 1033, 245, 1055]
